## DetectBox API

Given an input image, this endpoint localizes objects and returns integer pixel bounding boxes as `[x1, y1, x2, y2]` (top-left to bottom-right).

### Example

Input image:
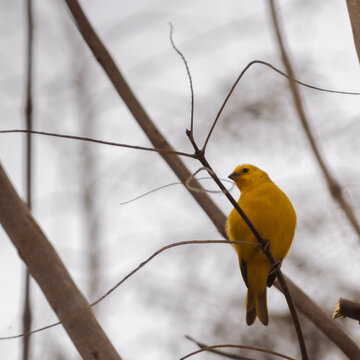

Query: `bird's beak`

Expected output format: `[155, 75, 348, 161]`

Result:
[228, 171, 239, 181]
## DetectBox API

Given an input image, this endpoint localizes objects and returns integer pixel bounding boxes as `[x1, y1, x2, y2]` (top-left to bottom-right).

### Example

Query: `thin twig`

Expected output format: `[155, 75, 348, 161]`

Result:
[185, 167, 227, 194]
[186, 130, 308, 359]
[119, 177, 234, 205]
[182, 335, 295, 360]
[268, 0, 360, 240]
[0, 239, 257, 340]
[202, 59, 360, 152]
[23, 0, 34, 358]
[169, 23, 195, 135]
[0, 129, 196, 159]
[89, 240, 257, 308]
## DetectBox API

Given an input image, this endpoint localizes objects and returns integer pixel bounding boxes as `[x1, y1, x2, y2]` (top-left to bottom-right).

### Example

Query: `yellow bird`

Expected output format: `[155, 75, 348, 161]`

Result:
[226, 164, 296, 325]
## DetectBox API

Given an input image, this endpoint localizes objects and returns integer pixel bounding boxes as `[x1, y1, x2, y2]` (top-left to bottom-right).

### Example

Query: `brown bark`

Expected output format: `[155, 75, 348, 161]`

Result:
[0, 163, 121, 360]
[63, 0, 360, 357]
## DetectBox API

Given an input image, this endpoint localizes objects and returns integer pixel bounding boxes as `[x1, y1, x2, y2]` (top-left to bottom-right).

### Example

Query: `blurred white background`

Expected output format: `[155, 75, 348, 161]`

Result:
[0, 0, 360, 359]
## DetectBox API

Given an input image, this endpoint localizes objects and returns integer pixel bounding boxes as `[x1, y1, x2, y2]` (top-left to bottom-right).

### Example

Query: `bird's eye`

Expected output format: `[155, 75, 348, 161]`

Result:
[242, 168, 249, 173]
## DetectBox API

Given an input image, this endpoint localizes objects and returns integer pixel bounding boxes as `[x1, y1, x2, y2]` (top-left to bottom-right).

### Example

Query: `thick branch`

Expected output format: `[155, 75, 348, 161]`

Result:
[0, 163, 121, 360]
[268, 0, 360, 238]
[63, 0, 226, 237]
[333, 298, 360, 322]
[276, 276, 360, 359]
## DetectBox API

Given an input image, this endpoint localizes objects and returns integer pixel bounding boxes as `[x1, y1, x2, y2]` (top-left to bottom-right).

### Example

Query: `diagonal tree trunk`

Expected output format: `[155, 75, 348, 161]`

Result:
[0, 163, 121, 360]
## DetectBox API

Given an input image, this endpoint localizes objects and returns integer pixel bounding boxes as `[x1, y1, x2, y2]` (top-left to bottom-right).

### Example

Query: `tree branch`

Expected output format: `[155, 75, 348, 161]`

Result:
[186, 132, 308, 359]
[268, 0, 360, 239]
[183, 335, 295, 360]
[0, 162, 121, 360]
[23, 0, 34, 358]
[62, 0, 227, 237]
[62, 0, 360, 357]
[276, 276, 360, 359]
[333, 297, 360, 322]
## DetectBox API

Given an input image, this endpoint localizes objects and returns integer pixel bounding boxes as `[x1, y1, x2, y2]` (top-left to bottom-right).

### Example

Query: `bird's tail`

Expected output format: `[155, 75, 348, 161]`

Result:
[246, 289, 268, 326]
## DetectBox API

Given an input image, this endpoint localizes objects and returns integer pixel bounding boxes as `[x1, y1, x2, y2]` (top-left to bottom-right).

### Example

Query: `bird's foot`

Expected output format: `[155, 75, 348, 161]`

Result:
[261, 239, 270, 253]
[267, 260, 282, 287]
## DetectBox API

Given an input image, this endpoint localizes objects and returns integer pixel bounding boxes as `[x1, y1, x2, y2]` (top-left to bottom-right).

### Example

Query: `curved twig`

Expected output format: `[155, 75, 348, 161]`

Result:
[202, 59, 360, 152]
[185, 167, 230, 194]
[23, 0, 34, 358]
[182, 335, 295, 360]
[169, 23, 195, 135]
[120, 177, 234, 205]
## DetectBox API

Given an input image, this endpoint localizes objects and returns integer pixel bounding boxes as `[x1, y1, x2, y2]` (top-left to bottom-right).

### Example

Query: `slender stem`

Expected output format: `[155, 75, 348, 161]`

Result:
[23, 0, 33, 358]
[201, 59, 360, 153]
[0, 129, 196, 159]
[186, 129, 308, 360]
[183, 335, 295, 360]
[0, 240, 254, 340]
[169, 23, 195, 135]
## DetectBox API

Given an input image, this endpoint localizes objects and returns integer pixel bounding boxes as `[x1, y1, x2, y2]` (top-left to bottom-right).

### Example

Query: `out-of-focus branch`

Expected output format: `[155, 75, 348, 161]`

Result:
[185, 335, 295, 360]
[62, 0, 227, 237]
[61, 0, 360, 357]
[23, 0, 34, 358]
[345, 0, 360, 62]
[268, 0, 360, 239]
[333, 298, 360, 322]
[275, 276, 360, 359]
[186, 131, 308, 359]
[0, 239, 256, 340]
[0, 163, 122, 360]
[0, 129, 195, 158]
[183, 335, 295, 360]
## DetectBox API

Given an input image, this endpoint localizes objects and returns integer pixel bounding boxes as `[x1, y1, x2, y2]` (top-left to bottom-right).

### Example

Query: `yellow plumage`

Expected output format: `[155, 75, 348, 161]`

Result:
[225, 164, 296, 325]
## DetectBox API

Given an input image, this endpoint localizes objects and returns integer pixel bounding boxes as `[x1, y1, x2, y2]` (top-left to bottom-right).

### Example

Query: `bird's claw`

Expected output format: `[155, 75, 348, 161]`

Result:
[262, 239, 270, 254]
[267, 260, 282, 287]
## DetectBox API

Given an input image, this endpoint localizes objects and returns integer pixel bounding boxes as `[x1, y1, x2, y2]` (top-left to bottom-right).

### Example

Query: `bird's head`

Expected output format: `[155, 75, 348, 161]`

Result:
[228, 164, 270, 191]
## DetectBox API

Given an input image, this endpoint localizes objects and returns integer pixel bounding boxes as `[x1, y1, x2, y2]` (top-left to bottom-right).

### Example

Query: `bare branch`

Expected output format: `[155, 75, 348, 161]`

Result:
[0, 162, 122, 359]
[169, 23, 195, 135]
[183, 335, 295, 360]
[276, 276, 360, 359]
[0, 129, 196, 158]
[201, 59, 360, 152]
[63, 0, 227, 236]
[186, 131, 308, 359]
[333, 297, 360, 322]
[268, 0, 360, 239]
[0, 239, 256, 340]
[119, 177, 234, 205]
[23, 0, 34, 357]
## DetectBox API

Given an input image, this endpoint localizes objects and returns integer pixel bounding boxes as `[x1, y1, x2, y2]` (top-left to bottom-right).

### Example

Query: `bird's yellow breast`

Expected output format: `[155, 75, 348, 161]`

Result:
[226, 181, 296, 262]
